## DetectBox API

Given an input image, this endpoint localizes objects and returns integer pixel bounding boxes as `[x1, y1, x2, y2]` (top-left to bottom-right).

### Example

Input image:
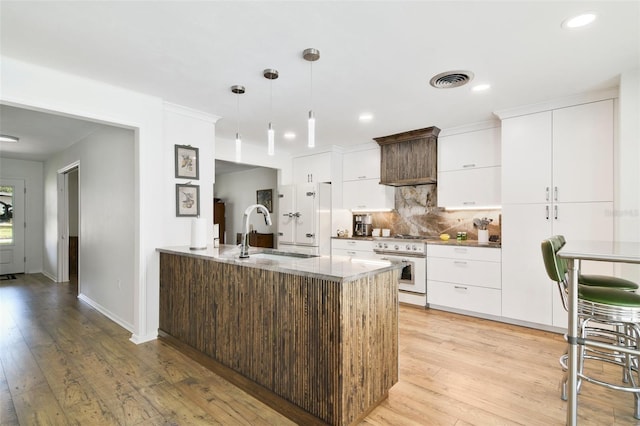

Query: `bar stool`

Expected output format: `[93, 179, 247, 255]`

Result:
[541, 236, 640, 419]
[554, 235, 638, 291]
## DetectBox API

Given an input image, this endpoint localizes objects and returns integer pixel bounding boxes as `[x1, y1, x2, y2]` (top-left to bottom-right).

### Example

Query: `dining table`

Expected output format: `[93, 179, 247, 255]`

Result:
[558, 240, 640, 425]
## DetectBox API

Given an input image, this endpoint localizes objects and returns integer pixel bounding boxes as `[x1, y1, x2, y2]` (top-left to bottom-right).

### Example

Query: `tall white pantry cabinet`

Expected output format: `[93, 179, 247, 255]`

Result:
[500, 98, 615, 329]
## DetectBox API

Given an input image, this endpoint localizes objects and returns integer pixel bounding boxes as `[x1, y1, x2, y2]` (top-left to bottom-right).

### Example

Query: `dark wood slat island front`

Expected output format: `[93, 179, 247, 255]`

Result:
[157, 245, 401, 426]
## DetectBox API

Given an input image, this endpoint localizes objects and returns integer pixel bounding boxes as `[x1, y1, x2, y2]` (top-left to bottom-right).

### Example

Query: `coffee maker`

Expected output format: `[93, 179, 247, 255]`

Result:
[353, 214, 373, 237]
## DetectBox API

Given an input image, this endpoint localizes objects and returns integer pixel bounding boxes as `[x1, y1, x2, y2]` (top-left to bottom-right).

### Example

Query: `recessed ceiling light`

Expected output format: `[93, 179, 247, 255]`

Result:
[472, 84, 491, 92]
[283, 132, 296, 140]
[359, 113, 373, 122]
[562, 13, 597, 29]
[0, 134, 19, 143]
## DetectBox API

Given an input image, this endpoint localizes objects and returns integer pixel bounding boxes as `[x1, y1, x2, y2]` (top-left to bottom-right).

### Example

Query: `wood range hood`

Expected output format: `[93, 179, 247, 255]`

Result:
[374, 126, 440, 187]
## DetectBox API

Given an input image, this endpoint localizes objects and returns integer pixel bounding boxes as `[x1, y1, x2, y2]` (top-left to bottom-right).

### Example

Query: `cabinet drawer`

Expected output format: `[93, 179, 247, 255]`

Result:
[427, 245, 501, 262]
[428, 280, 501, 316]
[332, 248, 377, 259]
[428, 257, 501, 289]
[332, 239, 375, 251]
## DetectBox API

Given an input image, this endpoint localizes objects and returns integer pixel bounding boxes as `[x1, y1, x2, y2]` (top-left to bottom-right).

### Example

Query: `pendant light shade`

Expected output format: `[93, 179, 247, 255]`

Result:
[263, 68, 279, 156]
[231, 85, 245, 163]
[303, 48, 320, 148]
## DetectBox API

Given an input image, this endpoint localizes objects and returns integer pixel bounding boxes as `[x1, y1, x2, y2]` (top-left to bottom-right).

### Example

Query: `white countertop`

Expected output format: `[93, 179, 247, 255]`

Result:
[157, 244, 403, 282]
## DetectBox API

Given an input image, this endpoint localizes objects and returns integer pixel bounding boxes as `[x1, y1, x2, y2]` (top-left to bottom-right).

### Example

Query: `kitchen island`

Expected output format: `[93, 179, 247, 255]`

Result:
[157, 245, 402, 425]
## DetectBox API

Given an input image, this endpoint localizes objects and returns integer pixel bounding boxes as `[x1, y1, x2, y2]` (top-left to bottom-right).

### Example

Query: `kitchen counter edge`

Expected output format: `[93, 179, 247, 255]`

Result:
[157, 244, 403, 282]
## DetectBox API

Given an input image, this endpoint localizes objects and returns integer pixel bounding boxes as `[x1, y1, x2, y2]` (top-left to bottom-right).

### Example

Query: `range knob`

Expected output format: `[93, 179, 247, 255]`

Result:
[412, 245, 418, 251]
[383, 243, 388, 249]
[394, 244, 399, 250]
[406, 244, 411, 250]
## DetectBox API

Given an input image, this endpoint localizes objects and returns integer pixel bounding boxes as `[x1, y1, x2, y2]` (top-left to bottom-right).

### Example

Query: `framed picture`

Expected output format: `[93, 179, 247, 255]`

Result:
[176, 184, 200, 217]
[174, 144, 199, 180]
[256, 189, 273, 213]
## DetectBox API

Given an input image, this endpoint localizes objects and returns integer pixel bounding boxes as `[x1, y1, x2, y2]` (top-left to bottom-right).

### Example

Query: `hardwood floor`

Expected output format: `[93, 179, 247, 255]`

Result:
[1, 273, 639, 425]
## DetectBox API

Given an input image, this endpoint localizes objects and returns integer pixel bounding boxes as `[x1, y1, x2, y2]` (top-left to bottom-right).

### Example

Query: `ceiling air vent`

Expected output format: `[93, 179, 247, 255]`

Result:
[429, 70, 474, 89]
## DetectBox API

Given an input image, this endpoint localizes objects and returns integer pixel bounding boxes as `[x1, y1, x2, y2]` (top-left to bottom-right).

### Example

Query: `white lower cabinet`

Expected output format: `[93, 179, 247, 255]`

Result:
[427, 245, 502, 317]
[331, 239, 376, 259]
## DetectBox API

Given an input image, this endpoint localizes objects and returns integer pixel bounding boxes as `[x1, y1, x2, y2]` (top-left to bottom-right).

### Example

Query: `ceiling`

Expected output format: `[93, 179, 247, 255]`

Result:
[1, 1, 638, 161]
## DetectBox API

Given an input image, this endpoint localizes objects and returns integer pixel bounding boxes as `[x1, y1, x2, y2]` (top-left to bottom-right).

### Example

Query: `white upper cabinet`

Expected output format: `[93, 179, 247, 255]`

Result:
[293, 152, 332, 184]
[552, 100, 614, 203]
[501, 111, 553, 204]
[437, 125, 501, 208]
[342, 148, 380, 181]
[437, 167, 501, 208]
[342, 179, 394, 211]
[502, 100, 614, 205]
[342, 147, 393, 211]
[438, 127, 501, 172]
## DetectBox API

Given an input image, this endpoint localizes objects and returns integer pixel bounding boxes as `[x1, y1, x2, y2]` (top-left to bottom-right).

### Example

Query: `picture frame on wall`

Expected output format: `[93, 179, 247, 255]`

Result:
[176, 183, 200, 217]
[174, 144, 199, 180]
[256, 189, 273, 213]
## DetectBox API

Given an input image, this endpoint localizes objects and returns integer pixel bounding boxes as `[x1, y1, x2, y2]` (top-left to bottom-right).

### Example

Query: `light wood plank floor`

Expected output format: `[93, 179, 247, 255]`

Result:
[1, 273, 639, 425]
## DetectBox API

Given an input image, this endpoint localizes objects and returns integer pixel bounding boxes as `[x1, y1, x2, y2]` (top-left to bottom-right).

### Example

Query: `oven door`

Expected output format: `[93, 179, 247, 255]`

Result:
[374, 253, 426, 294]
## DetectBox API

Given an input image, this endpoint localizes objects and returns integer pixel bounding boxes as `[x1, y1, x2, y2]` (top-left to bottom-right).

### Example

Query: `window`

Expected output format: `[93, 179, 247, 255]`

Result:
[0, 185, 14, 244]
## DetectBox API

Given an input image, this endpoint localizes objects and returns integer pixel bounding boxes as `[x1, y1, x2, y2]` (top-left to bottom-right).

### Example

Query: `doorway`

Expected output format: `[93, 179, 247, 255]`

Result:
[0, 178, 25, 275]
[57, 163, 79, 288]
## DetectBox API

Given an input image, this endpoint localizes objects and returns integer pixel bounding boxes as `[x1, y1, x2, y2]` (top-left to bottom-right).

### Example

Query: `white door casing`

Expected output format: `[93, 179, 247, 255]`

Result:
[0, 178, 26, 275]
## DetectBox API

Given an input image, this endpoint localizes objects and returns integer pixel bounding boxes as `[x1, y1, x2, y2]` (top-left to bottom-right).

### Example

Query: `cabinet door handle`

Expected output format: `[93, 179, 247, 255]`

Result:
[306, 233, 315, 238]
[454, 248, 467, 253]
[462, 163, 476, 168]
[554, 205, 558, 220]
[453, 261, 468, 266]
[545, 205, 550, 220]
[347, 241, 356, 245]
[357, 175, 367, 179]
[347, 251, 356, 255]
[454, 286, 468, 290]
[463, 201, 476, 205]
[554, 186, 558, 201]
[545, 187, 550, 201]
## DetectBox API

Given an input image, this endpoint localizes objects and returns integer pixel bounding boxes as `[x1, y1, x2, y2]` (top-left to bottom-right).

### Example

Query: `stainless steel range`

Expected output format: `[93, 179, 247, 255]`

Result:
[373, 235, 427, 307]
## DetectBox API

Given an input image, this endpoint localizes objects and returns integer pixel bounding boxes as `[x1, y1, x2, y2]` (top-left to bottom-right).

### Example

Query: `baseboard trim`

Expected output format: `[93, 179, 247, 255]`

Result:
[129, 332, 158, 345]
[42, 270, 57, 282]
[77, 293, 134, 333]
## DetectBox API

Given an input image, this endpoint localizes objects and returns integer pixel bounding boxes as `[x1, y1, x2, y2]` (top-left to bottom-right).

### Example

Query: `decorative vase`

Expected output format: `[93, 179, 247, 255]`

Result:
[478, 229, 489, 244]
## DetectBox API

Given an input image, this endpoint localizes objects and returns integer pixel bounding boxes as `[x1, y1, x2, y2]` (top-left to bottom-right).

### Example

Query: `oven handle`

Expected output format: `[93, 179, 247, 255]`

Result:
[373, 251, 426, 259]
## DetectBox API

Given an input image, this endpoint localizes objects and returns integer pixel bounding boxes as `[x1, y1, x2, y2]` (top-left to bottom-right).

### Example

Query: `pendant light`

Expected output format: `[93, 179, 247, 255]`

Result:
[303, 48, 320, 148]
[231, 85, 245, 162]
[263, 68, 279, 156]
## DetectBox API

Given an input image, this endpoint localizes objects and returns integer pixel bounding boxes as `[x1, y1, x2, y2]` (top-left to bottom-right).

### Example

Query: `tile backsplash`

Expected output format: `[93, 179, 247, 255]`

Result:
[369, 184, 501, 240]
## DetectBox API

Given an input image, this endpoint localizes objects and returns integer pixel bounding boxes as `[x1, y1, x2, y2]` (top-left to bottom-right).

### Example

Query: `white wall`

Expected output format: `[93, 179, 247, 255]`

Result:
[1, 56, 165, 343]
[616, 68, 640, 281]
[44, 126, 135, 329]
[162, 103, 217, 247]
[214, 167, 278, 244]
[215, 136, 292, 184]
[0, 158, 44, 273]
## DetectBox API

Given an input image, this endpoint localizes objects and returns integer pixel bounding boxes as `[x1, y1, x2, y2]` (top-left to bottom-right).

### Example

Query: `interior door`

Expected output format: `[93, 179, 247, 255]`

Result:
[0, 178, 26, 275]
